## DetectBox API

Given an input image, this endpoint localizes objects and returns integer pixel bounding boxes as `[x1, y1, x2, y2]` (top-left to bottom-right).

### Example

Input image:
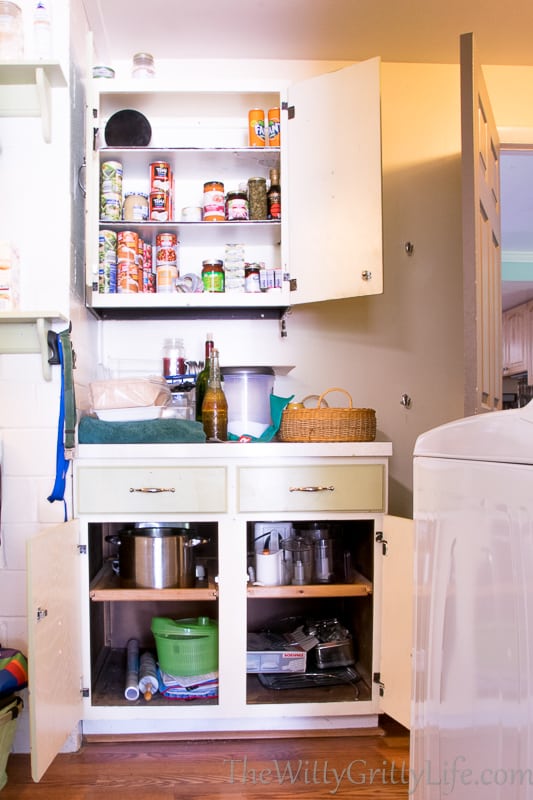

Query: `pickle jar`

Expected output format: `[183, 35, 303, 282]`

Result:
[247, 177, 267, 220]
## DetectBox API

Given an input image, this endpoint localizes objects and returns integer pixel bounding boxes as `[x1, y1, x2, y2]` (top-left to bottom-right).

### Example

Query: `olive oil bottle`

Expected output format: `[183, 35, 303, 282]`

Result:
[201, 348, 228, 441]
[195, 333, 214, 421]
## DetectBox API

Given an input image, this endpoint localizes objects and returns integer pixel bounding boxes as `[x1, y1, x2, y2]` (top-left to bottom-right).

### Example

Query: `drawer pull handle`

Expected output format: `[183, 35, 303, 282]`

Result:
[129, 487, 176, 494]
[289, 485, 335, 493]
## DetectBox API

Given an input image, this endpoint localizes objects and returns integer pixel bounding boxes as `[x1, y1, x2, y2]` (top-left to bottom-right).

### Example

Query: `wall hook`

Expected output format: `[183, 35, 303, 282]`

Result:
[405, 242, 414, 256]
[400, 393, 412, 409]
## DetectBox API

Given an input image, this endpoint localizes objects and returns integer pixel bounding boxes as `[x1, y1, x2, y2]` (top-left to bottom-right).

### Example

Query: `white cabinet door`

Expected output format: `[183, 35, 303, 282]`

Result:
[379, 514, 413, 730]
[27, 520, 83, 782]
[287, 57, 383, 305]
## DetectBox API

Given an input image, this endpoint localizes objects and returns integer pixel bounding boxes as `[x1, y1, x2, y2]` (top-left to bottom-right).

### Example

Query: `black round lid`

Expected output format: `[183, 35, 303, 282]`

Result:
[104, 109, 152, 147]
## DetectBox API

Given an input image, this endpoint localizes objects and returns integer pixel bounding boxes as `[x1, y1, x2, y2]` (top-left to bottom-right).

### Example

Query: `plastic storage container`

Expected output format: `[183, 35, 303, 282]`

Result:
[151, 616, 218, 676]
[221, 366, 274, 438]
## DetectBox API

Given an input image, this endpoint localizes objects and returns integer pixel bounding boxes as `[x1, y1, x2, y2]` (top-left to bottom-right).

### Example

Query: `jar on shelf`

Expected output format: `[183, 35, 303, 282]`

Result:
[225, 190, 249, 221]
[0, 1, 23, 60]
[163, 337, 186, 377]
[202, 259, 225, 292]
[248, 177, 267, 220]
[203, 181, 225, 222]
[131, 52, 155, 79]
[123, 192, 149, 222]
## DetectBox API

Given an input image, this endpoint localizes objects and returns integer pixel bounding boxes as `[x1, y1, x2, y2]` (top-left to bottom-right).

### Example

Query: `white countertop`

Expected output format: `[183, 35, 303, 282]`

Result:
[75, 440, 393, 461]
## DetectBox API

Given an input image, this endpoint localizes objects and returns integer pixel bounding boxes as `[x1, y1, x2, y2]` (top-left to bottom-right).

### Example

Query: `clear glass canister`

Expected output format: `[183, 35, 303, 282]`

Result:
[163, 337, 185, 377]
[132, 52, 155, 79]
[248, 177, 267, 220]
[0, 1, 23, 59]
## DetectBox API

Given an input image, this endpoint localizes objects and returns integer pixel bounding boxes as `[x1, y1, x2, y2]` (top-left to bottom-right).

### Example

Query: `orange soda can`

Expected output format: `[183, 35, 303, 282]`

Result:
[248, 108, 265, 147]
[268, 108, 280, 147]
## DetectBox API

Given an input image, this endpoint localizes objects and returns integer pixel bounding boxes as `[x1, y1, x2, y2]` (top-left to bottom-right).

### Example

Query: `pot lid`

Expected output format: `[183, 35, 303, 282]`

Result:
[104, 109, 152, 146]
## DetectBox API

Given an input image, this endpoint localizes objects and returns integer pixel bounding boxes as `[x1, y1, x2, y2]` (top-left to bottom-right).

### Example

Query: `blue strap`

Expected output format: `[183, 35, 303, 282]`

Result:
[47, 336, 70, 521]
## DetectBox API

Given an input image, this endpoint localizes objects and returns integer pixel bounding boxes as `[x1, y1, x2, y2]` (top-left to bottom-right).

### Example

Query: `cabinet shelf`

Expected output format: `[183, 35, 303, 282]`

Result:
[89, 563, 217, 601]
[98, 219, 281, 246]
[247, 572, 372, 599]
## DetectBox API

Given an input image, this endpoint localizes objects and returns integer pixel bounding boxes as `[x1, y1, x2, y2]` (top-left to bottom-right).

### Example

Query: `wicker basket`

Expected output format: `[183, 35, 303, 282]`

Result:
[278, 388, 376, 443]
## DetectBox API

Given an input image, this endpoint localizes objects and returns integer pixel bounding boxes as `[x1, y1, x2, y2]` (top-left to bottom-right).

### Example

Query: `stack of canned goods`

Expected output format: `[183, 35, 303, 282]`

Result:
[100, 161, 123, 221]
[150, 161, 173, 221]
[156, 232, 179, 292]
[98, 230, 117, 292]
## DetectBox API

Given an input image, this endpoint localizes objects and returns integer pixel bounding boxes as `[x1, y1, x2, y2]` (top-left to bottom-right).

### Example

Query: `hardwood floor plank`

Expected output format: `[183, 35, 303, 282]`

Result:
[0, 716, 409, 799]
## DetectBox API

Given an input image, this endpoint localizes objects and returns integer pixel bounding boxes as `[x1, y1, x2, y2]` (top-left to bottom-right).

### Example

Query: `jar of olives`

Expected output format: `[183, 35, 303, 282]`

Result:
[247, 177, 267, 220]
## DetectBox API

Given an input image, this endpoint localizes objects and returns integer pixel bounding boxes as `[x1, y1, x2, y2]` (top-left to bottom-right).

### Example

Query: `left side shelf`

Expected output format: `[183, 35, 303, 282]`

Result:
[0, 312, 68, 380]
[0, 61, 67, 143]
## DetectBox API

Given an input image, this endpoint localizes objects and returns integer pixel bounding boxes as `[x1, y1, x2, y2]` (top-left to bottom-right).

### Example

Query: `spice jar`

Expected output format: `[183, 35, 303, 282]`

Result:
[248, 177, 267, 220]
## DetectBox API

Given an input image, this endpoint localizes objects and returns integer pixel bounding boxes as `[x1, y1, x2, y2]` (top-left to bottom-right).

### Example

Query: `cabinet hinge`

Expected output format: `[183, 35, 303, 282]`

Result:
[376, 531, 388, 555]
[373, 672, 385, 696]
[78, 545, 87, 555]
[81, 688, 90, 698]
[281, 101, 295, 120]
[289, 277, 298, 292]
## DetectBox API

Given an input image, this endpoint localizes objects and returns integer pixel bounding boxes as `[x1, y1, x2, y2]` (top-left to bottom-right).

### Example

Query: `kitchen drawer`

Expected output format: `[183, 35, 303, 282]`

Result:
[237, 464, 385, 513]
[76, 466, 227, 514]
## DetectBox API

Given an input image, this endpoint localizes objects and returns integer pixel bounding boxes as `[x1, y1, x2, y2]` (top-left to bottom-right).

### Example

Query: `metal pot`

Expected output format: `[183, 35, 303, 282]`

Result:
[106, 527, 208, 589]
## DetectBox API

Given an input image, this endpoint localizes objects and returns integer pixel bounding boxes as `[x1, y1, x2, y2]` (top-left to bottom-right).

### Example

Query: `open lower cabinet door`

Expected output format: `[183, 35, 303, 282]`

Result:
[27, 520, 83, 782]
[379, 514, 414, 729]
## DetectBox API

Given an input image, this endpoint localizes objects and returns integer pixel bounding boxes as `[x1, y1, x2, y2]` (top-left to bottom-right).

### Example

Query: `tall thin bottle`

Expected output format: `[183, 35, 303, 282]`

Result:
[195, 333, 214, 421]
[201, 349, 228, 441]
[267, 168, 281, 220]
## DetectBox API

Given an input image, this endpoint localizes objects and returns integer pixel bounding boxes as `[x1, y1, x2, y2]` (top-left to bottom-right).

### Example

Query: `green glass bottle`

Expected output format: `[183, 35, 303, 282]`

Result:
[195, 333, 214, 421]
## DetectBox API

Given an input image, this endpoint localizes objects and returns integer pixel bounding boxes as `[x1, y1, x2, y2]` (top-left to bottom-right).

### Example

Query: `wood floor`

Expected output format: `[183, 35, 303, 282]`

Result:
[1, 716, 410, 799]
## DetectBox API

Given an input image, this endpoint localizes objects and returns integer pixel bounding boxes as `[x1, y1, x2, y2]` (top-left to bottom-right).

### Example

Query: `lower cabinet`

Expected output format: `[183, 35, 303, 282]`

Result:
[27, 443, 412, 782]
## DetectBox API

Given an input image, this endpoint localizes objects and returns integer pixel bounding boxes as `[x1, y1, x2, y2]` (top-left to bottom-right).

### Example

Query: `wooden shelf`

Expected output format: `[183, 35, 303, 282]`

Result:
[89, 562, 218, 601]
[247, 571, 372, 599]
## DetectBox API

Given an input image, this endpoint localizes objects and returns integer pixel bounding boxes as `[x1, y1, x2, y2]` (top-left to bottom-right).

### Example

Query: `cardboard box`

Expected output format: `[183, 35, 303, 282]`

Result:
[246, 632, 306, 673]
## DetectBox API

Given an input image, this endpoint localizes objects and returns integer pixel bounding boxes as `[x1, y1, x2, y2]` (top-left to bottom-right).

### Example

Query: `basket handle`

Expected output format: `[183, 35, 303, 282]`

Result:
[301, 394, 329, 408]
[316, 387, 353, 409]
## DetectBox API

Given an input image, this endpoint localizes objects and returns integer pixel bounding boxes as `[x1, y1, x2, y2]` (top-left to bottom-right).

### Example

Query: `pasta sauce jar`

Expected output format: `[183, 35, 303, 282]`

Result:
[203, 181, 225, 222]
[202, 259, 225, 292]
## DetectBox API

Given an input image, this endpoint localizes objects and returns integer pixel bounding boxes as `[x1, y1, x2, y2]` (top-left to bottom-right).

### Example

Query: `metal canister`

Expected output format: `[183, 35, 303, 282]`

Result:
[248, 109, 265, 147]
[156, 232, 178, 293]
[202, 259, 225, 292]
[203, 181, 225, 222]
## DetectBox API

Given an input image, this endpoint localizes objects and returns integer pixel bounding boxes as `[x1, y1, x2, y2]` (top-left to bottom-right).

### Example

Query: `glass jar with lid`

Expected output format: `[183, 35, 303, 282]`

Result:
[131, 52, 156, 79]
[248, 177, 267, 220]
[0, 1, 24, 59]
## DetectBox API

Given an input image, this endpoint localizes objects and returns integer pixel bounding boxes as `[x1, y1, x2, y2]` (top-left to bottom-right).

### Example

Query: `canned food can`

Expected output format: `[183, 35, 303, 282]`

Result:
[100, 194, 122, 221]
[248, 108, 265, 147]
[123, 192, 149, 221]
[150, 162, 171, 192]
[203, 181, 225, 222]
[156, 232, 178, 267]
[142, 242, 155, 292]
[267, 108, 281, 146]
[181, 206, 203, 222]
[117, 260, 140, 293]
[156, 264, 178, 293]
[100, 160, 123, 195]
[98, 230, 117, 294]
[202, 259, 225, 292]
[150, 190, 170, 221]
[117, 230, 139, 262]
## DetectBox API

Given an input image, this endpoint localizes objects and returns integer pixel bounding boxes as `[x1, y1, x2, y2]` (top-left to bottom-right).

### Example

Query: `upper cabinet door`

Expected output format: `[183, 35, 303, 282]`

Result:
[27, 520, 82, 782]
[461, 32, 502, 414]
[287, 58, 383, 305]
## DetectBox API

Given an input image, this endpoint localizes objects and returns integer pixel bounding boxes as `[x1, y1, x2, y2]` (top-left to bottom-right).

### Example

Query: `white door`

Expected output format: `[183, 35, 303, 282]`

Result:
[379, 514, 414, 730]
[27, 520, 82, 782]
[287, 58, 383, 305]
[461, 32, 502, 415]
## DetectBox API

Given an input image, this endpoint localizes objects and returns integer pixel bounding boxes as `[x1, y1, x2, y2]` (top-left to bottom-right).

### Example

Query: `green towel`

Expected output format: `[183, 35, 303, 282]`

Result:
[78, 416, 206, 444]
[228, 394, 294, 442]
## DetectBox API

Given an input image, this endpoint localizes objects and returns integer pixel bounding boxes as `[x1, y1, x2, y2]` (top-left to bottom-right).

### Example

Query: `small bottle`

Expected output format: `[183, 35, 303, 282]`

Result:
[33, 0, 52, 59]
[202, 348, 228, 441]
[195, 333, 214, 421]
[132, 52, 155, 79]
[267, 168, 281, 220]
